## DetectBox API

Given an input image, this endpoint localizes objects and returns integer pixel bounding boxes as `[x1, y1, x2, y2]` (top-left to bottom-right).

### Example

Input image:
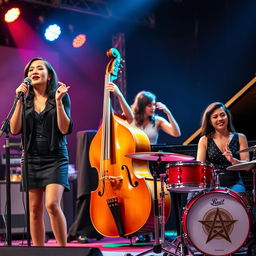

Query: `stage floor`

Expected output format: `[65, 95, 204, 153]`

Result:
[0, 235, 249, 256]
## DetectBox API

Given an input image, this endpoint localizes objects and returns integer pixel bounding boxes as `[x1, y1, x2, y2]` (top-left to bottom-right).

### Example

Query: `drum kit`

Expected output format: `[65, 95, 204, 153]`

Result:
[125, 146, 256, 256]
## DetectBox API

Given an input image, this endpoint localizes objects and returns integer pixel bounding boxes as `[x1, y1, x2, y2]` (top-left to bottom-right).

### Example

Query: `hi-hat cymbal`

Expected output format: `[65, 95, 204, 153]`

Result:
[226, 160, 256, 171]
[237, 145, 256, 153]
[125, 152, 195, 162]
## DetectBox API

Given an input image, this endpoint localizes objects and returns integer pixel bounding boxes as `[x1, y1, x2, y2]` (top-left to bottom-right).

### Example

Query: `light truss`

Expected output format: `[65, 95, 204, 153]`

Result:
[20, 0, 155, 27]
[20, 0, 112, 17]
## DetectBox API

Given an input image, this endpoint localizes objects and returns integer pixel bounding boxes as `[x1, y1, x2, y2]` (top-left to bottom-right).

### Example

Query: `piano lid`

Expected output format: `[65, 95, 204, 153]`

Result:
[183, 76, 256, 145]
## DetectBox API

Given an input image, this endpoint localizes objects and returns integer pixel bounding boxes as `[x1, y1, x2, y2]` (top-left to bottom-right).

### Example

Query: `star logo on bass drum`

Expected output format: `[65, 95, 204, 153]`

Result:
[198, 207, 238, 243]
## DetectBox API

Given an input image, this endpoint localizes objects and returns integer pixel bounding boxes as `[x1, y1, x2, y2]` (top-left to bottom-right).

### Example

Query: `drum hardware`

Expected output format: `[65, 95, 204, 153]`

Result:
[165, 161, 215, 255]
[213, 169, 221, 189]
[124, 152, 191, 256]
[227, 161, 256, 206]
[237, 145, 256, 153]
[227, 161, 256, 254]
[125, 151, 195, 162]
[168, 192, 196, 256]
[160, 173, 167, 245]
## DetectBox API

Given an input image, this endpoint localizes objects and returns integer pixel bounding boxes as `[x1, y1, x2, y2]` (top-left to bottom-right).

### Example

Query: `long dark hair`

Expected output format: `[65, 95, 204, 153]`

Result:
[201, 102, 235, 137]
[131, 91, 156, 126]
[24, 57, 58, 106]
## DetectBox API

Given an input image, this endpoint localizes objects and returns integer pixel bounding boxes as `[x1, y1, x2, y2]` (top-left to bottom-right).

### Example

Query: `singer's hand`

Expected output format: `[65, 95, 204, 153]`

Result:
[16, 82, 30, 100]
[56, 82, 70, 101]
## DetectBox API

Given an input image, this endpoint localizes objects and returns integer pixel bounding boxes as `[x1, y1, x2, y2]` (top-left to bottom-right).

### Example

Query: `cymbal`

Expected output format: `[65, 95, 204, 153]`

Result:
[226, 160, 256, 171]
[125, 152, 195, 162]
[237, 145, 256, 153]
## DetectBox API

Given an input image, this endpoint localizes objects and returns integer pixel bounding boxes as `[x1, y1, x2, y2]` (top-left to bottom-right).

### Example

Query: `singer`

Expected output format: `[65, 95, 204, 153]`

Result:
[10, 57, 73, 246]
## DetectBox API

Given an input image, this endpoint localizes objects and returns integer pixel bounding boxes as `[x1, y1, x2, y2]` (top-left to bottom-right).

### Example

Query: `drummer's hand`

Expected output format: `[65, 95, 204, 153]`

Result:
[222, 143, 234, 163]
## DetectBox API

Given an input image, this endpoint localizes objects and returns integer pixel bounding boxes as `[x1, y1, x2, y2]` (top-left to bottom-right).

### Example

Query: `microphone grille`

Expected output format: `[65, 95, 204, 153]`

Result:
[24, 77, 32, 85]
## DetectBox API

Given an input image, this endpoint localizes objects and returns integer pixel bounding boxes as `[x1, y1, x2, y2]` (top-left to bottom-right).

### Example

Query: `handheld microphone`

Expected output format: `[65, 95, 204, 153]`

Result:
[17, 77, 32, 99]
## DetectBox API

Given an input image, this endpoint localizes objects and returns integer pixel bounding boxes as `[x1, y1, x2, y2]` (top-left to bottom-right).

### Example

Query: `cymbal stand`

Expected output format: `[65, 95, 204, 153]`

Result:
[125, 157, 176, 256]
[160, 173, 167, 245]
[169, 192, 195, 256]
[213, 169, 221, 189]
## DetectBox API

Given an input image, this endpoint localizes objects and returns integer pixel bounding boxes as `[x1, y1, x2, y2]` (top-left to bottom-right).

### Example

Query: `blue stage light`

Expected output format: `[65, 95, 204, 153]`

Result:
[44, 24, 61, 41]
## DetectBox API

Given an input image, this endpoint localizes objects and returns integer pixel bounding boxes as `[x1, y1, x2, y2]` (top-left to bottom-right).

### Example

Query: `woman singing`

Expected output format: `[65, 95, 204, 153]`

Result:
[10, 57, 72, 246]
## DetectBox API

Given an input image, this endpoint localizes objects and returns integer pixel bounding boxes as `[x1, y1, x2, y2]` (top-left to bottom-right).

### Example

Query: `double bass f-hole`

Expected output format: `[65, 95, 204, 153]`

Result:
[122, 165, 139, 187]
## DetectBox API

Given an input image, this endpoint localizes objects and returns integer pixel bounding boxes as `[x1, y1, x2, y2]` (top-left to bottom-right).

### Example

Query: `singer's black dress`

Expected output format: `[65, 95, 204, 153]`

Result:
[21, 94, 72, 191]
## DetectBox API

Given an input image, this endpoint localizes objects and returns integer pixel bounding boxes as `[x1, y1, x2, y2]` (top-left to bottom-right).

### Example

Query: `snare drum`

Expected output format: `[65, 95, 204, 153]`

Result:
[166, 161, 213, 192]
[182, 188, 252, 256]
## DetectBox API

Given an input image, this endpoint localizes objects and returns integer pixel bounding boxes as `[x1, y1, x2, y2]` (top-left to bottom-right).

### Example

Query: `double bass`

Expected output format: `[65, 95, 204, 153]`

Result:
[89, 48, 170, 237]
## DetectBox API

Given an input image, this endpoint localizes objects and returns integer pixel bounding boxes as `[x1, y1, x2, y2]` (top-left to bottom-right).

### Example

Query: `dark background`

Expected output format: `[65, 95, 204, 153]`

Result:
[0, 0, 256, 164]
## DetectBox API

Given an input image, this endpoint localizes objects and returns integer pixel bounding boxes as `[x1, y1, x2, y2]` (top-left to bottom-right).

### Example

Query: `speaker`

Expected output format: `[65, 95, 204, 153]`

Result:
[0, 246, 103, 256]
[0, 181, 52, 234]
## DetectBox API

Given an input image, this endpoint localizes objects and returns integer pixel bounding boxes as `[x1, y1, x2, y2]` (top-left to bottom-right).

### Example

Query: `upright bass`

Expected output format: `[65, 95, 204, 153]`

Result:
[89, 48, 170, 237]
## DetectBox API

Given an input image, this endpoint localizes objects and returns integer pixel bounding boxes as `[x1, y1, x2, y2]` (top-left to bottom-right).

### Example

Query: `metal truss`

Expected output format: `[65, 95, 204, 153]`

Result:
[20, 0, 112, 17]
[20, 0, 155, 27]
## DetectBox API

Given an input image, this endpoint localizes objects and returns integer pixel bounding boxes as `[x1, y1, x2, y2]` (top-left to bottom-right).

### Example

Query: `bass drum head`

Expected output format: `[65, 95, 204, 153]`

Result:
[183, 189, 251, 256]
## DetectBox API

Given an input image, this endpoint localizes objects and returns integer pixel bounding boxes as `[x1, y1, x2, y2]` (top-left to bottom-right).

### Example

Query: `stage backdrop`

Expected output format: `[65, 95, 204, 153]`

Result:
[0, 43, 108, 165]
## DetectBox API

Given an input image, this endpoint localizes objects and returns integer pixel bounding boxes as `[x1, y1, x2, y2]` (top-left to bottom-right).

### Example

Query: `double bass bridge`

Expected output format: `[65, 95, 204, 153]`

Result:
[100, 174, 123, 189]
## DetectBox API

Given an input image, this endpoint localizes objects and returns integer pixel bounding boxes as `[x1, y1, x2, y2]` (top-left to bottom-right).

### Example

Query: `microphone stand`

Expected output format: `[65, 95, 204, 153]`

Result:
[0, 94, 31, 246]
[0, 96, 22, 246]
[21, 95, 31, 246]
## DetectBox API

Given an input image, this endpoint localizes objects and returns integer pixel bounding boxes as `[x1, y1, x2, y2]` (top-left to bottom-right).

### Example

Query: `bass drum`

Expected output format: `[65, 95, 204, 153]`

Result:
[182, 188, 252, 256]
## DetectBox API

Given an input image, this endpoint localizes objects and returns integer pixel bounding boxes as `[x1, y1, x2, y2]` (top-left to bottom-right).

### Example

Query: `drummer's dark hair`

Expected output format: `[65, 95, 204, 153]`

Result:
[201, 102, 235, 137]
[131, 91, 156, 126]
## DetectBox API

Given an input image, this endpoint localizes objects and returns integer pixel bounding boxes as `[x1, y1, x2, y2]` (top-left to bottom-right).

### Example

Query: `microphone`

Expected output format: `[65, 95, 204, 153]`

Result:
[17, 77, 32, 99]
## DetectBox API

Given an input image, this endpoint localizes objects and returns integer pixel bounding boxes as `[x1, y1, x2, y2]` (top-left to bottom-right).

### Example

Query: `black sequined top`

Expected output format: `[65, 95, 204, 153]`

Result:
[206, 132, 241, 188]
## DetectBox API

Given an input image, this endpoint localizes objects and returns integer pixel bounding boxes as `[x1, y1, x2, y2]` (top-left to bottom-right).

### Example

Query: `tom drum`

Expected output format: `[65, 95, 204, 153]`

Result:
[166, 161, 213, 192]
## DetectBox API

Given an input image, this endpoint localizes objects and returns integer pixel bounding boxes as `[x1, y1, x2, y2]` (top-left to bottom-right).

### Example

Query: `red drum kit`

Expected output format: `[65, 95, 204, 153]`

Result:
[125, 147, 256, 256]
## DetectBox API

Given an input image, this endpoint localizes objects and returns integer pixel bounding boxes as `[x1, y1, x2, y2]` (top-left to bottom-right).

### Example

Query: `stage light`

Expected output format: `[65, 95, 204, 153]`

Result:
[72, 34, 86, 48]
[4, 7, 20, 23]
[44, 24, 61, 41]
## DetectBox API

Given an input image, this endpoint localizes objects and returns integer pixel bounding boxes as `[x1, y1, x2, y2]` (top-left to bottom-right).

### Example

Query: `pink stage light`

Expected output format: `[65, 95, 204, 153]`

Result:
[4, 7, 20, 23]
[72, 34, 86, 48]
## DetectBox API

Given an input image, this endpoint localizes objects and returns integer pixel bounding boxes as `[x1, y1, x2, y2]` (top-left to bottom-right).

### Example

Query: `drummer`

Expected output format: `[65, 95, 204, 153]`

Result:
[196, 102, 249, 192]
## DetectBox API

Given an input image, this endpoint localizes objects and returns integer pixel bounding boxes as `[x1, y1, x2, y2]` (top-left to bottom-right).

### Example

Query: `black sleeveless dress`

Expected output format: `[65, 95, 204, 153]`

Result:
[206, 132, 243, 188]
